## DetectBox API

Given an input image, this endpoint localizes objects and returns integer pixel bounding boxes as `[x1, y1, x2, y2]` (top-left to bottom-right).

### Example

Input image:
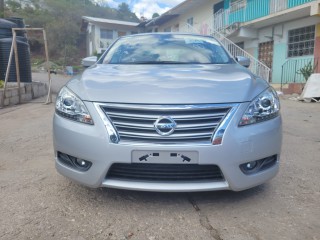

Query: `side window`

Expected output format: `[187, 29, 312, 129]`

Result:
[187, 17, 193, 26]
[100, 29, 113, 39]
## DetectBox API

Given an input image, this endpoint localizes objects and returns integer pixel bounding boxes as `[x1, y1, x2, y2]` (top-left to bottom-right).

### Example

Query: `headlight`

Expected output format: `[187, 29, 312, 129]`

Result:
[55, 87, 94, 125]
[239, 87, 280, 126]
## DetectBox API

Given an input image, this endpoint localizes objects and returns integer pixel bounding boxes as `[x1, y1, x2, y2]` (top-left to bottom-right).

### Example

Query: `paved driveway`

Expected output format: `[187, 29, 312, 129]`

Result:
[0, 97, 319, 240]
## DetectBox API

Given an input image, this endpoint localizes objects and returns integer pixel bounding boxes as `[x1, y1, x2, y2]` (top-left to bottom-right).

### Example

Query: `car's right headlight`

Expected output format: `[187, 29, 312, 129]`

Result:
[239, 87, 280, 126]
[55, 87, 94, 125]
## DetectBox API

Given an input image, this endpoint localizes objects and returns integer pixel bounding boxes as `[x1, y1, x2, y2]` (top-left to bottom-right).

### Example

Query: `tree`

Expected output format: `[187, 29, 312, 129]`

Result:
[117, 2, 139, 22]
[152, 13, 159, 18]
[118, 2, 131, 14]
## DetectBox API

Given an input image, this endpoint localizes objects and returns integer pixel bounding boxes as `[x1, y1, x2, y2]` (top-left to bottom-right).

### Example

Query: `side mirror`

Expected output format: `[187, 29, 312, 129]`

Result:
[236, 56, 250, 68]
[82, 56, 98, 67]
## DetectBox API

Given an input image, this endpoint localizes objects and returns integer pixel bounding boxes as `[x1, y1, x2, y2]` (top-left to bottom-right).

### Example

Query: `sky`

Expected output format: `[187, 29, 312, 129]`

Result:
[101, 0, 185, 19]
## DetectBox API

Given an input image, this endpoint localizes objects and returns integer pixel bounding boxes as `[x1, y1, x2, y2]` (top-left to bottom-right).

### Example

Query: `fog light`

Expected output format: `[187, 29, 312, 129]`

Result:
[57, 152, 92, 172]
[240, 155, 278, 175]
[74, 158, 92, 170]
[246, 161, 257, 170]
[240, 160, 259, 174]
[76, 159, 86, 166]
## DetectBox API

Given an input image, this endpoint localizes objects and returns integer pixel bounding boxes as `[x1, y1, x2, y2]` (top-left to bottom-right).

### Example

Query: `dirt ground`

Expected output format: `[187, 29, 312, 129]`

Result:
[0, 90, 319, 239]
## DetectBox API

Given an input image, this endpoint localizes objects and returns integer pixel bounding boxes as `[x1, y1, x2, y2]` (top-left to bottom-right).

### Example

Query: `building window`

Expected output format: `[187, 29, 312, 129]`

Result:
[230, 0, 247, 12]
[100, 29, 113, 39]
[164, 27, 171, 32]
[187, 17, 193, 26]
[173, 24, 179, 32]
[288, 25, 315, 57]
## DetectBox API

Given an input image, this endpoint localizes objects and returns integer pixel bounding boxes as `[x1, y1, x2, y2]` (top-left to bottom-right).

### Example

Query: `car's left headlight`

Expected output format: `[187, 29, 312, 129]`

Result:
[239, 87, 280, 126]
[55, 87, 94, 125]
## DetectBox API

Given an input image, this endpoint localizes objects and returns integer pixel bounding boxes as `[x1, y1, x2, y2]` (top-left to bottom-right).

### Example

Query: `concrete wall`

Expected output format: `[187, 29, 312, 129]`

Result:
[0, 82, 47, 107]
[158, 0, 220, 34]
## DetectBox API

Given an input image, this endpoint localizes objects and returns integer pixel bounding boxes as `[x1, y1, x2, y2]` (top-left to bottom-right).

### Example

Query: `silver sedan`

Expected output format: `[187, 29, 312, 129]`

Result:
[53, 33, 282, 192]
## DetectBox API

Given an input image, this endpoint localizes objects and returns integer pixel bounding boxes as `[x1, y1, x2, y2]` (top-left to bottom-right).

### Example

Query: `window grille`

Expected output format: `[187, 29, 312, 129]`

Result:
[288, 25, 315, 58]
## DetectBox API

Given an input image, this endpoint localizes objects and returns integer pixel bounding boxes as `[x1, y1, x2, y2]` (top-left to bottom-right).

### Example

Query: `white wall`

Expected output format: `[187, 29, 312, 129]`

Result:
[158, 0, 221, 34]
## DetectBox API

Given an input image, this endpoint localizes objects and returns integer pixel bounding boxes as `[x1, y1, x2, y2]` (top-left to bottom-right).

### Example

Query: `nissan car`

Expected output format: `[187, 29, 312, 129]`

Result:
[53, 33, 282, 192]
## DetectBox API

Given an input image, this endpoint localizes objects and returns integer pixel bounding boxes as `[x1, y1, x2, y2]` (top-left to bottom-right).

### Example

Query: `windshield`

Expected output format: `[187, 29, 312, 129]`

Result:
[102, 34, 233, 65]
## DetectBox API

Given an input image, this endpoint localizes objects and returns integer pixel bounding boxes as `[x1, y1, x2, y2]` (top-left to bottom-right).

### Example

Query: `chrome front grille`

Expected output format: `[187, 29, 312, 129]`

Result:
[99, 104, 234, 144]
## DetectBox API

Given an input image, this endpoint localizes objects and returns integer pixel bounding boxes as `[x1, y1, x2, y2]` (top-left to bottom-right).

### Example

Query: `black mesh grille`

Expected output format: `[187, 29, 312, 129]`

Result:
[107, 163, 224, 182]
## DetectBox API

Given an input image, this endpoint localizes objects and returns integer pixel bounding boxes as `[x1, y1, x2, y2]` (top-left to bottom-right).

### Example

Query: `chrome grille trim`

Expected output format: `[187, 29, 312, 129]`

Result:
[96, 103, 239, 145]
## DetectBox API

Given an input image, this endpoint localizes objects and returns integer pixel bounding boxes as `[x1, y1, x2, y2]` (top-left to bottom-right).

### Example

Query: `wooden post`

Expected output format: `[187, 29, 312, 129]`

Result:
[1, 35, 16, 108]
[43, 29, 52, 104]
[12, 30, 21, 103]
[3, 28, 53, 107]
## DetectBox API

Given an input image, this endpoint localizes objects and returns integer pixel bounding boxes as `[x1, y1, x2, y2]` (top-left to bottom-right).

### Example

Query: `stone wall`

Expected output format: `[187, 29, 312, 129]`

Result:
[0, 82, 48, 107]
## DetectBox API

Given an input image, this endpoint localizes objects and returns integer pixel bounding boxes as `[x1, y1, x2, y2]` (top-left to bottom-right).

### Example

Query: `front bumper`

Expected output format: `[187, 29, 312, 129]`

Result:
[53, 101, 282, 192]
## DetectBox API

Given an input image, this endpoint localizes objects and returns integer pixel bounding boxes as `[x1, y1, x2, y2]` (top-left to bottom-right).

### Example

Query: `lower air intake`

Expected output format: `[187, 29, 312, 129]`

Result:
[107, 163, 224, 182]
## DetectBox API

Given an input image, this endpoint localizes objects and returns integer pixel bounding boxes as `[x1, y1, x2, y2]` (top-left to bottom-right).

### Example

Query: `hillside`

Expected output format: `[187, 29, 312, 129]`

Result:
[3, 0, 140, 65]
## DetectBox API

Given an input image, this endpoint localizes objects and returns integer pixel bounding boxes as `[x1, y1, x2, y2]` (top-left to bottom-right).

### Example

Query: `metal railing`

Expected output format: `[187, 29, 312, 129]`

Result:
[214, 8, 234, 34]
[181, 23, 271, 81]
[270, 0, 288, 14]
[281, 57, 320, 90]
[213, 0, 316, 34]
[212, 29, 271, 81]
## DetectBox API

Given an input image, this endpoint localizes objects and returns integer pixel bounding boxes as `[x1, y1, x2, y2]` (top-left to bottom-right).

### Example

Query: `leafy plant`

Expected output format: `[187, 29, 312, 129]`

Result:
[296, 61, 316, 82]
[0, 80, 4, 89]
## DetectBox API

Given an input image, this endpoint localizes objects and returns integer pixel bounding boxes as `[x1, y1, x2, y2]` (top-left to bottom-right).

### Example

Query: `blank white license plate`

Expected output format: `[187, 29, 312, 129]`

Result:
[132, 150, 199, 164]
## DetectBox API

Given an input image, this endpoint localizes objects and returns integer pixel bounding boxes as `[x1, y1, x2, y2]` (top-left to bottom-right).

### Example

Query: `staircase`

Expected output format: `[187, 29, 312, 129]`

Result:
[212, 29, 270, 81]
[182, 23, 271, 82]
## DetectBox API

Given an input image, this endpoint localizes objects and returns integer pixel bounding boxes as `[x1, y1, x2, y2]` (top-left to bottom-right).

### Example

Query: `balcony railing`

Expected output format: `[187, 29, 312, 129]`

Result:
[214, 0, 316, 34]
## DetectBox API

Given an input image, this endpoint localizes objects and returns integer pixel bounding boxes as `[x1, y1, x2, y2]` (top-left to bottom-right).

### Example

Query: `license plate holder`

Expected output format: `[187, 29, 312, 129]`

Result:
[132, 150, 199, 164]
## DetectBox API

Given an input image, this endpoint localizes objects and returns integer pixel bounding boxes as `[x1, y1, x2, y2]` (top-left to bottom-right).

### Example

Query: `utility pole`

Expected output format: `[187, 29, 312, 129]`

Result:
[0, 0, 4, 18]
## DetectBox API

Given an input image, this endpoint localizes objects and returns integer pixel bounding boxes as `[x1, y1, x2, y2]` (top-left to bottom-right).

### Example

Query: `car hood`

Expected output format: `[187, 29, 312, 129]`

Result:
[67, 64, 269, 104]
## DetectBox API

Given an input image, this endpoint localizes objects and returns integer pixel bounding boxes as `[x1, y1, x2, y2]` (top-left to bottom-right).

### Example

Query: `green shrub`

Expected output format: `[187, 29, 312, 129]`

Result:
[0, 80, 4, 89]
[296, 61, 316, 82]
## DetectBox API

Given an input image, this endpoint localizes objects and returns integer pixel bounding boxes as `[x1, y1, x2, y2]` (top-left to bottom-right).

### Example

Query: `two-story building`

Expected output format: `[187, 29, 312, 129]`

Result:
[81, 16, 140, 56]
